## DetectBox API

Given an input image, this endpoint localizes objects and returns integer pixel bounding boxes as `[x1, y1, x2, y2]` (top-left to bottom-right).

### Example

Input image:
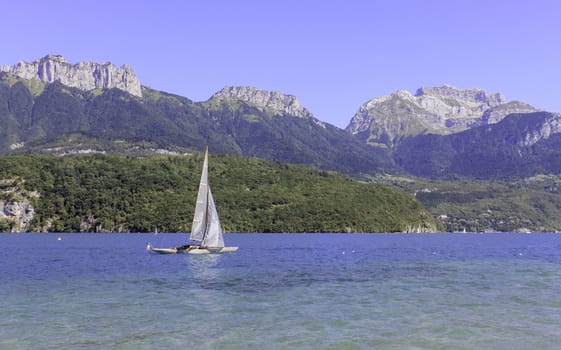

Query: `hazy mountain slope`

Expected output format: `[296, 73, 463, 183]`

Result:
[393, 112, 561, 179]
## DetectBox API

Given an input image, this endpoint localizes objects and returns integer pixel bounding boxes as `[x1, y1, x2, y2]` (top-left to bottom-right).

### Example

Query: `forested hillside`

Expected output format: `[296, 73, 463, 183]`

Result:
[377, 175, 561, 232]
[0, 154, 440, 233]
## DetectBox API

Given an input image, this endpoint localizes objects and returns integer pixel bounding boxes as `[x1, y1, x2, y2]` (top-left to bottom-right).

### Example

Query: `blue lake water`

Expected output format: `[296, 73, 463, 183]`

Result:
[2, 233, 561, 349]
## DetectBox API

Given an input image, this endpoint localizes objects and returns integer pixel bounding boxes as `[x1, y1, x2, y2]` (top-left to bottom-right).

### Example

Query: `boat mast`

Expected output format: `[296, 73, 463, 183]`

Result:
[201, 146, 210, 246]
[201, 186, 210, 245]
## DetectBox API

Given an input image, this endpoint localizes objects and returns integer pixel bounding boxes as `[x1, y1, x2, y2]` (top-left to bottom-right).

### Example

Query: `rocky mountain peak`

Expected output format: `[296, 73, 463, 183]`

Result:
[415, 85, 505, 106]
[210, 86, 320, 122]
[346, 85, 538, 148]
[0, 55, 142, 97]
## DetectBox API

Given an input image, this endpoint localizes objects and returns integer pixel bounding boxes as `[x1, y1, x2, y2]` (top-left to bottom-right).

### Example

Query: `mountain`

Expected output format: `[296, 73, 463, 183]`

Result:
[2, 55, 560, 181]
[0, 54, 141, 97]
[0, 55, 394, 176]
[3, 55, 561, 232]
[394, 112, 561, 179]
[346, 85, 538, 149]
[210, 86, 324, 126]
[202, 86, 394, 175]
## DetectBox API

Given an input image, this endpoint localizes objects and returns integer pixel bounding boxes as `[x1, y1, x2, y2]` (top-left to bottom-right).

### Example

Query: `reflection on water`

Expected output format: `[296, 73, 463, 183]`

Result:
[184, 254, 223, 283]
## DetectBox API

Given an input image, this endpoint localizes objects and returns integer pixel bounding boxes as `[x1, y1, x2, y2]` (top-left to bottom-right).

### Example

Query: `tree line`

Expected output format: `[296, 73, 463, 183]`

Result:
[0, 154, 440, 233]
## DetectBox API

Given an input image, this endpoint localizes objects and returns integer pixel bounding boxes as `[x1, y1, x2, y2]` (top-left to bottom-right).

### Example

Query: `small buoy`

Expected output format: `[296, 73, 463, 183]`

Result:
[57, 237, 62, 241]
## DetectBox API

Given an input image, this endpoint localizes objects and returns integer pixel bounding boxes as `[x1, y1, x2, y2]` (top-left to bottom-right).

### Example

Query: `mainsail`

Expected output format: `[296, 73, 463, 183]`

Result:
[190, 147, 225, 248]
[204, 189, 225, 247]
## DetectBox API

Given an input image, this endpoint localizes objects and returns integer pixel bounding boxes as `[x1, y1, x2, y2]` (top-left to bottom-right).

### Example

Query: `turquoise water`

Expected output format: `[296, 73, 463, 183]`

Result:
[2, 233, 561, 349]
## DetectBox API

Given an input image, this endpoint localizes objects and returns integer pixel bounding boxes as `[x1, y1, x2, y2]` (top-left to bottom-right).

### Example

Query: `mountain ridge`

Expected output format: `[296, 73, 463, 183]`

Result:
[1, 55, 560, 181]
[0, 70, 394, 176]
[208, 86, 325, 126]
[0, 55, 142, 97]
[346, 85, 538, 148]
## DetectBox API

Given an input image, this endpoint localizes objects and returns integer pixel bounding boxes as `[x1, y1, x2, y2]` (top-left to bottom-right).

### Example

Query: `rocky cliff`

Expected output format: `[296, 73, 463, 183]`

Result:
[346, 85, 537, 148]
[0, 55, 142, 97]
[209, 86, 326, 127]
[0, 179, 38, 232]
[518, 112, 561, 147]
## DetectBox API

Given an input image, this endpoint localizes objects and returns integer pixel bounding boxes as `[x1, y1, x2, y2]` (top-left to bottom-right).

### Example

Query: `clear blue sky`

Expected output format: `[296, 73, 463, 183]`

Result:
[2, 0, 560, 128]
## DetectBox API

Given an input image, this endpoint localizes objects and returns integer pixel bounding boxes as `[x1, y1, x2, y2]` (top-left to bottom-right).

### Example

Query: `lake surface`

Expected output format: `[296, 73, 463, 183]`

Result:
[2, 233, 561, 349]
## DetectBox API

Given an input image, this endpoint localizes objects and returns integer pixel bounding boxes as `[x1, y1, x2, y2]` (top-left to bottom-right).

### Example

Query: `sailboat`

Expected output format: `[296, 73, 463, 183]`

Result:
[147, 146, 238, 254]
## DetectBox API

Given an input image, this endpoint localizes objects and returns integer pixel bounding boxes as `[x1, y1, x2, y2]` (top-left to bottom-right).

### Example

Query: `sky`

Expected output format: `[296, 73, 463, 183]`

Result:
[2, 0, 560, 128]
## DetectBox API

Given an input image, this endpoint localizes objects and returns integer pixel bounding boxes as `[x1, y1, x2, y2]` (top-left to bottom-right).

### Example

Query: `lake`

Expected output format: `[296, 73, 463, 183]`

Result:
[2, 233, 561, 349]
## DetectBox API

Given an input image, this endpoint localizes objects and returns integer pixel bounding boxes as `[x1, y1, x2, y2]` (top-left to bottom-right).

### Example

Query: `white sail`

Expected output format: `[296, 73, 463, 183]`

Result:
[190, 147, 210, 242]
[202, 188, 225, 248]
[189, 146, 225, 248]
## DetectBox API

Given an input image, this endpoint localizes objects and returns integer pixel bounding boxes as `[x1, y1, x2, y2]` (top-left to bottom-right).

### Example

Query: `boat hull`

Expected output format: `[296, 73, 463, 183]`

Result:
[187, 246, 239, 254]
[148, 247, 178, 254]
[147, 244, 238, 254]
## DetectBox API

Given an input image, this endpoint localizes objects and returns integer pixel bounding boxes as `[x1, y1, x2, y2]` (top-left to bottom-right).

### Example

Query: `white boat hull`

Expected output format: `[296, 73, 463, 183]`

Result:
[148, 246, 178, 254]
[148, 244, 238, 255]
[187, 246, 239, 254]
